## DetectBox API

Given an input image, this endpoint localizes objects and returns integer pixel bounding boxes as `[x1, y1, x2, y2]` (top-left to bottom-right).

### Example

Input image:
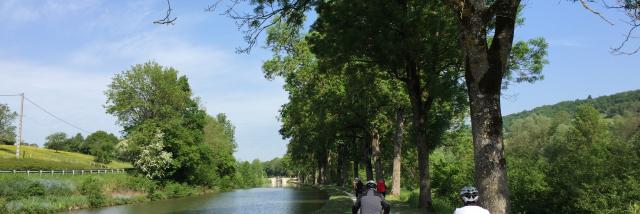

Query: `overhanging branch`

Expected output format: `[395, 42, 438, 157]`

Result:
[154, 0, 177, 25]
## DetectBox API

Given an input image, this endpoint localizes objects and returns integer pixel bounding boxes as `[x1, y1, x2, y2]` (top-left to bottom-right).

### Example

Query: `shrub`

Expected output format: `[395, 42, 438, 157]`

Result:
[123, 175, 156, 192]
[36, 179, 74, 196]
[80, 177, 106, 207]
[26, 182, 45, 198]
[146, 186, 167, 201]
[164, 182, 194, 198]
[0, 197, 7, 213]
[0, 176, 43, 200]
[407, 190, 420, 208]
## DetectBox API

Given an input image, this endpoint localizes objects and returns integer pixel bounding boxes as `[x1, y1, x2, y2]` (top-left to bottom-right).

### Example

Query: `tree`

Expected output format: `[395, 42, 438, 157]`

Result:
[105, 61, 214, 185]
[544, 105, 613, 212]
[85, 131, 119, 163]
[0, 103, 17, 145]
[44, 132, 68, 151]
[218, 1, 546, 212]
[203, 114, 237, 179]
[442, 1, 549, 212]
[307, 0, 468, 208]
[135, 131, 173, 179]
[66, 133, 85, 153]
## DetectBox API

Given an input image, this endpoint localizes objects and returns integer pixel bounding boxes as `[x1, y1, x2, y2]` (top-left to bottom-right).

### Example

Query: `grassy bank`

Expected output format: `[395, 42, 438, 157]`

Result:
[0, 173, 213, 214]
[0, 145, 131, 170]
[314, 185, 456, 214]
[314, 185, 353, 214]
[384, 189, 456, 214]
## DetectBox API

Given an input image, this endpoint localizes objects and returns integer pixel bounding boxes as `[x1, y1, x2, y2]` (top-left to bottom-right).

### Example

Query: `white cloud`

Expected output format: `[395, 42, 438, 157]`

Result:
[0, 59, 119, 145]
[0, 0, 289, 160]
[0, 0, 99, 23]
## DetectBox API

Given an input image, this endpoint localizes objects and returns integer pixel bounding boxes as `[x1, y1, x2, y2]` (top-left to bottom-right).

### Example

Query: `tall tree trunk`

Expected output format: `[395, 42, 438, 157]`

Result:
[352, 135, 361, 180]
[364, 136, 374, 181]
[372, 130, 383, 180]
[391, 109, 404, 196]
[353, 160, 359, 179]
[319, 152, 328, 184]
[337, 144, 345, 186]
[405, 63, 433, 210]
[467, 83, 509, 214]
[454, 1, 520, 213]
[314, 168, 319, 185]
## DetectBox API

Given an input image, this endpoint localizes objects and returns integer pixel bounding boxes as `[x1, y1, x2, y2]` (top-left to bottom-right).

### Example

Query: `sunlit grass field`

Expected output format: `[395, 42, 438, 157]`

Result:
[0, 145, 131, 170]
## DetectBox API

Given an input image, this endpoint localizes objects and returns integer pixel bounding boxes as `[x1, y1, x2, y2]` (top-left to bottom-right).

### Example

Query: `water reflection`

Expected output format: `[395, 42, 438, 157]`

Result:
[70, 186, 327, 214]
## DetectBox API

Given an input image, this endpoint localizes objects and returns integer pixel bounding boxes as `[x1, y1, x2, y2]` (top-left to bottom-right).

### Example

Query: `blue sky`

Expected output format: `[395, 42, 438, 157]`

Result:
[0, 0, 638, 161]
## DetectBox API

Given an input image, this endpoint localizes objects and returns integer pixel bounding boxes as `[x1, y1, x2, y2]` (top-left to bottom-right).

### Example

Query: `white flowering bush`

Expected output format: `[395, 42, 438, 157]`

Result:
[134, 132, 173, 179]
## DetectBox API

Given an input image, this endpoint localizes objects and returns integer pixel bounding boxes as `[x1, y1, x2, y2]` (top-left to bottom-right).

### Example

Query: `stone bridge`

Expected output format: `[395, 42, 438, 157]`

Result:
[268, 177, 298, 186]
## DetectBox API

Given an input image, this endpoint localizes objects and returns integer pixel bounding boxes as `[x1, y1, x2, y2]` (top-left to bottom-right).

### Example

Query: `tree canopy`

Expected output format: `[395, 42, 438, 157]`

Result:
[0, 103, 17, 145]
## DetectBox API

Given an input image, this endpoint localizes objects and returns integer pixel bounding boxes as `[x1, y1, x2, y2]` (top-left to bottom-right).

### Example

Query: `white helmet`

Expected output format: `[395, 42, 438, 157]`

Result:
[460, 186, 479, 203]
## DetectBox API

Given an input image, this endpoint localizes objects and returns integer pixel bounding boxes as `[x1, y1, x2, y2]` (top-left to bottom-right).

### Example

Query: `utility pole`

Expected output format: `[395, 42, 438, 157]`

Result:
[16, 93, 23, 159]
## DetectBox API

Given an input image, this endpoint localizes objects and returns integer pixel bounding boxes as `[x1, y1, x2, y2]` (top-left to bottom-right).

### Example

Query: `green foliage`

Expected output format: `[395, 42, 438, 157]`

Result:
[0, 176, 42, 200]
[203, 114, 237, 180]
[104, 61, 229, 186]
[80, 177, 106, 207]
[501, 102, 640, 213]
[430, 127, 474, 203]
[234, 160, 265, 188]
[163, 182, 194, 198]
[504, 37, 549, 88]
[0, 174, 212, 213]
[134, 131, 173, 180]
[43, 130, 120, 164]
[263, 157, 290, 177]
[146, 181, 194, 200]
[0, 103, 17, 145]
[86, 131, 119, 163]
[44, 132, 67, 151]
[504, 90, 640, 127]
[66, 133, 85, 153]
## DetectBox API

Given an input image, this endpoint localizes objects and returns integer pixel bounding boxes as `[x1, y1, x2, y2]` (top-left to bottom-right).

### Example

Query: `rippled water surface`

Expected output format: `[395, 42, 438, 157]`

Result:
[71, 186, 328, 214]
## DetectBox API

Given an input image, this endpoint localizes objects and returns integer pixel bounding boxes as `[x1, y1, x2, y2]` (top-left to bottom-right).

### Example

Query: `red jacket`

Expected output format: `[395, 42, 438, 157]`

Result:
[376, 180, 386, 193]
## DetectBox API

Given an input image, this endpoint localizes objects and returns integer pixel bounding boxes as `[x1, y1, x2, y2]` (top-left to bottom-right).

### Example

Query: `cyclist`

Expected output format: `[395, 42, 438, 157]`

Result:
[453, 186, 490, 214]
[352, 180, 390, 214]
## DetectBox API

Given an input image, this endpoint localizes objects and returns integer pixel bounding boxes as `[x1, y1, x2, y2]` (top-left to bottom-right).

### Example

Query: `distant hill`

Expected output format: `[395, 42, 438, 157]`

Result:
[0, 145, 131, 170]
[504, 89, 640, 128]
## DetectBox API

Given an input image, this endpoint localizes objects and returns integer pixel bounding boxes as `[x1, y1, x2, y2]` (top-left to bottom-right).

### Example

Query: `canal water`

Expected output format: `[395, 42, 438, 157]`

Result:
[70, 186, 328, 214]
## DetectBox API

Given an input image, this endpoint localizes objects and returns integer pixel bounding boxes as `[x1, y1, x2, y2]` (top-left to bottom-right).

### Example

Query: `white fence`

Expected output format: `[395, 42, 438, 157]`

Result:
[0, 169, 128, 176]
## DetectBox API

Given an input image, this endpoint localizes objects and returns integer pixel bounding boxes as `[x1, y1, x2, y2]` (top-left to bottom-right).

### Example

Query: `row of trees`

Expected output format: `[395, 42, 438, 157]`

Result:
[44, 131, 118, 163]
[427, 102, 640, 213]
[217, 0, 638, 212]
[247, 1, 546, 212]
[507, 104, 639, 213]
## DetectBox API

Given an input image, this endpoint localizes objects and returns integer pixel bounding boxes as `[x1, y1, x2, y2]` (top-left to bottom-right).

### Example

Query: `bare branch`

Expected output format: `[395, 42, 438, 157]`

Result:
[154, 0, 177, 25]
[208, 0, 312, 54]
[579, 0, 614, 25]
[611, 24, 640, 55]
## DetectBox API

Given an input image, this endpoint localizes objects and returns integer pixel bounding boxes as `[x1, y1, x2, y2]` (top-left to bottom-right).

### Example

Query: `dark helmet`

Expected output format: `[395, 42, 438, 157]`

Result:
[366, 180, 377, 189]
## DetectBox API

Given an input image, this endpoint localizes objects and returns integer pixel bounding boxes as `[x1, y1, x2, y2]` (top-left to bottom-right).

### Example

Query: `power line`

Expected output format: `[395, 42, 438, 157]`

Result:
[23, 96, 89, 134]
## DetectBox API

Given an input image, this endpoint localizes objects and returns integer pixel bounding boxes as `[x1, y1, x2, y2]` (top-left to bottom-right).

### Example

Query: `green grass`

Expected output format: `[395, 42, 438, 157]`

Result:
[315, 185, 456, 214]
[385, 189, 457, 214]
[0, 145, 131, 170]
[314, 185, 353, 214]
[0, 173, 211, 213]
